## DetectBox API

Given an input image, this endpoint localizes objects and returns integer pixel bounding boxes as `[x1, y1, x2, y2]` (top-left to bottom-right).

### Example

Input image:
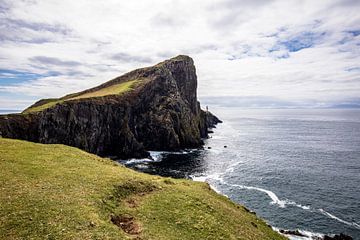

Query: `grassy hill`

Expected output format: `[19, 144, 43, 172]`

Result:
[23, 79, 141, 113]
[0, 138, 286, 240]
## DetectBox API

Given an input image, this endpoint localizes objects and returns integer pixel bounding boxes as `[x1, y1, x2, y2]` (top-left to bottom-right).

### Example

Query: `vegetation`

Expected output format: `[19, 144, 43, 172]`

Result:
[22, 99, 63, 114]
[23, 80, 140, 113]
[68, 80, 139, 100]
[0, 138, 286, 240]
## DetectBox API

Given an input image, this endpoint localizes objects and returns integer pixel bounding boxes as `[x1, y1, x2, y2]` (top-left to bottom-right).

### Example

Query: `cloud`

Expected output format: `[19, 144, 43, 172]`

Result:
[150, 12, 184, 28]
[0, 0, 359, 110]
[0, 17, 73, 44]
[207, 0, 274, 30]
[30, 56, 81, 67]
[110, 52, 153, 63]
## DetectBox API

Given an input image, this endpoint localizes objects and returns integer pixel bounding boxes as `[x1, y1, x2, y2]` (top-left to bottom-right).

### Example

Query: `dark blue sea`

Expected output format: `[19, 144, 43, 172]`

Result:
[120, 108, 360, 239]
[0, 110, 20, 115]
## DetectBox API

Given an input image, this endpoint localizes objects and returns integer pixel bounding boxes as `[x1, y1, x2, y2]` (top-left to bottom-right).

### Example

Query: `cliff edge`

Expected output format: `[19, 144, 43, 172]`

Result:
[0, 55, 221, 159]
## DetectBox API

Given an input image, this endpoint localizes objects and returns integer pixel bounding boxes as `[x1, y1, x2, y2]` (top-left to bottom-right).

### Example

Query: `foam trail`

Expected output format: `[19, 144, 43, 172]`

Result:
[319, 209, 360, 230]
[123, 158, 153, 165]
[227, 183, 288, 208]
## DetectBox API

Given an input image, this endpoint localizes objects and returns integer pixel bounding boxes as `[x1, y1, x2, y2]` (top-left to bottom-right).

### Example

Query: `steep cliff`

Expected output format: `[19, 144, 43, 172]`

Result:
[0, 55, 221, 159]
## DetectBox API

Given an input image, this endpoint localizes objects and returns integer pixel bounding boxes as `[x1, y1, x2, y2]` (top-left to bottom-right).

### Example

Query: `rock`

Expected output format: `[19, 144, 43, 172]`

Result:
[207, 147, 212, 149]
[0, 55, 220, 159]
[224, 145, 227, 148]
[323, 233, 353, 240]
[279, 229, 307, 237]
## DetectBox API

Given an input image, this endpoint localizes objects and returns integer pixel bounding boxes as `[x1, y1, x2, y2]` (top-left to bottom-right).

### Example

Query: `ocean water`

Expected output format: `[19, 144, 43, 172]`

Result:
[119, 108, 360, 239]
[0, 110, 20, 115]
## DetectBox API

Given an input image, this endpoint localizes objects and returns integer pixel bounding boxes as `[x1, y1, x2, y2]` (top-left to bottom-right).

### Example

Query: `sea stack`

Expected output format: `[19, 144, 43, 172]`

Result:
[0, 55, 221, 159]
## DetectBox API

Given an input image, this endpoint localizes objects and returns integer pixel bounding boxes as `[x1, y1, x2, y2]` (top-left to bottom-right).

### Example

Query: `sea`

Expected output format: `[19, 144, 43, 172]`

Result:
[0, 110, 20, 115]
[119, 107, 360, 239]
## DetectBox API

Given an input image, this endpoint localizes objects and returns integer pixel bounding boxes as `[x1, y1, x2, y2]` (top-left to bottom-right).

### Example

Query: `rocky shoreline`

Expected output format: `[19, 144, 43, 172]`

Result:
[277, 228, 353, 240]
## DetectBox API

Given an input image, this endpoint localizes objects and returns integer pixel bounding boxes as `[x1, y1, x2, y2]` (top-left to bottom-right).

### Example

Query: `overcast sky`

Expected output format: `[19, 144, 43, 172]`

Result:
[0, 0, 359, 110]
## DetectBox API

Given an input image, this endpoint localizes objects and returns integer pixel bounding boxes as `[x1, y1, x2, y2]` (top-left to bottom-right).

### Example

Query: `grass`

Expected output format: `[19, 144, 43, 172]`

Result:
[23, 80, 140, 113]
[68, 80, 139, 101]
[23, 99, 64, 114]
[0, 138, 287, 240]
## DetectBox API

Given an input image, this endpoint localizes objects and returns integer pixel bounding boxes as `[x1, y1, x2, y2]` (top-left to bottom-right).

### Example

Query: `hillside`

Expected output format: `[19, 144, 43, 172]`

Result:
[0, 138, 286, 240]
[0, 55, 221, 159]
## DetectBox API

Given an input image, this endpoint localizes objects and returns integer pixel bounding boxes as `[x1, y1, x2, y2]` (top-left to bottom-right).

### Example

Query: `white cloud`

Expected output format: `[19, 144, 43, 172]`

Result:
[0, 0, 359, 109]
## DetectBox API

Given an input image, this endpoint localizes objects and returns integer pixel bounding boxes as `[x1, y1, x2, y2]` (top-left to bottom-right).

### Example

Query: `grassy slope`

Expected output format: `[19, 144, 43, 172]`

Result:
[0, 138, 286, 240]
[23, 80, 139, 113]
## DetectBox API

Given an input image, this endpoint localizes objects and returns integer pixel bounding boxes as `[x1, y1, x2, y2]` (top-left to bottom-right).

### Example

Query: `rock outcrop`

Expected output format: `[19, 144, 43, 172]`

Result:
[0, 55, 220, 159]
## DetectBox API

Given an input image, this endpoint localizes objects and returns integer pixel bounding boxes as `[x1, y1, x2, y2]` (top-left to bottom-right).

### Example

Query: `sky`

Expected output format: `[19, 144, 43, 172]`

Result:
[0, 0, 360, 110]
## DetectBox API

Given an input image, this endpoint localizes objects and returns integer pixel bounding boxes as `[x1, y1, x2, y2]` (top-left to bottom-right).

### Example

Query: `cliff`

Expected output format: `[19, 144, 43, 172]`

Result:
[0, 55, 221, 159]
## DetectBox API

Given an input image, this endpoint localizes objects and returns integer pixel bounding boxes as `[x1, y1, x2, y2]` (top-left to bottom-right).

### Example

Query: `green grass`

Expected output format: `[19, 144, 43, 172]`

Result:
[68, 80, 139, 101]
[0, 138, 287, 240]
[23, 80, 140, 113]
[23, 99, 65, 114]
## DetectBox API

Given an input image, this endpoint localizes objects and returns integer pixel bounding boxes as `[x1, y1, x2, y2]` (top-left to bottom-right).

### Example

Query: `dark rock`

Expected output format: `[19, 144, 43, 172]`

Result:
[224, 145, 227, 148]
[0, 55, 220, 159]
[323, 233, 353, 240]
[279, 229, 307, 237]
[207, 147, 212, 149]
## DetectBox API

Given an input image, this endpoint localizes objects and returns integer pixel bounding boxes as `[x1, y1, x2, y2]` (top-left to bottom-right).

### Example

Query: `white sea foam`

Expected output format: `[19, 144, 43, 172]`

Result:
[272, 227, 323, 240]
[226, 183, 289, 208]
[148, 150, 191, 161]
[225, 161, 242, 174]
[121, 158, 152, 165]
[148, 151, 165, 161]
[191, 172, 224, 183]
[190, 173, 227, 196]
[191, 175, 207, 182]
[319, 209, 360, 230]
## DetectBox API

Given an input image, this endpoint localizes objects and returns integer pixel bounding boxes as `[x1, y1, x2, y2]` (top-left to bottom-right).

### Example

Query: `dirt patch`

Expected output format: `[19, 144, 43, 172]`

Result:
[126, 198, 139, 208]
[113, 180, 158, 200]
[111, 214, 142, 235]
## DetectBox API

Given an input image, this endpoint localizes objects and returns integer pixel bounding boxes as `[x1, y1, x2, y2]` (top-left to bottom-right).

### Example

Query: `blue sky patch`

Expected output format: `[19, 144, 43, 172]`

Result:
[0, 69, 46, 85]
[276, 31, 326, 52]
[347, 30, 360, 37]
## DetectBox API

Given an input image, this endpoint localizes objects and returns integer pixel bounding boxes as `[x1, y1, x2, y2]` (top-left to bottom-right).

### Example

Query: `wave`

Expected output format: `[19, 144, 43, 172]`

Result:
[225, 183, 300, 208]
[319, 209, 360, 230]
[192, 169, 360, 232]
[223, 182, 359, 229]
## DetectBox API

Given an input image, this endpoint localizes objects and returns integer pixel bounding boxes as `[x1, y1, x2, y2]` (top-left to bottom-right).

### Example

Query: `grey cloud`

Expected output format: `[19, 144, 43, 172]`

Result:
[30, 56, 81, 67]
[183, 44, 218, 55]
[0, 17, 72, 43]
[150, 12, 184, 27]
[330, 0, 360, 7]
[156, 51, 177, 59]
[2, 18, 71, 35]
[213, 0, 274, 9]
[111, 52, 153, 63]
[0, 0, 11, 13]
[207, 0, 274, 29]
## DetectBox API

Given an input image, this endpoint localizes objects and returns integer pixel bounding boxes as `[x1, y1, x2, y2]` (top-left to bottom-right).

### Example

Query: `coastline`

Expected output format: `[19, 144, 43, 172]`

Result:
[119, 138, 358, 240]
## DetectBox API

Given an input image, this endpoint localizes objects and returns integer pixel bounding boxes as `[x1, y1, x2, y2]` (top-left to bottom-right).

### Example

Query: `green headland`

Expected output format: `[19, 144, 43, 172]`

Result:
[0, 138, 286, 240]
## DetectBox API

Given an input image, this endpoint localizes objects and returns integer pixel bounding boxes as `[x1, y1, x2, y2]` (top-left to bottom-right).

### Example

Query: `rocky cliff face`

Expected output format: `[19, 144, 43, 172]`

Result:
[0, 55, 221, 159]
